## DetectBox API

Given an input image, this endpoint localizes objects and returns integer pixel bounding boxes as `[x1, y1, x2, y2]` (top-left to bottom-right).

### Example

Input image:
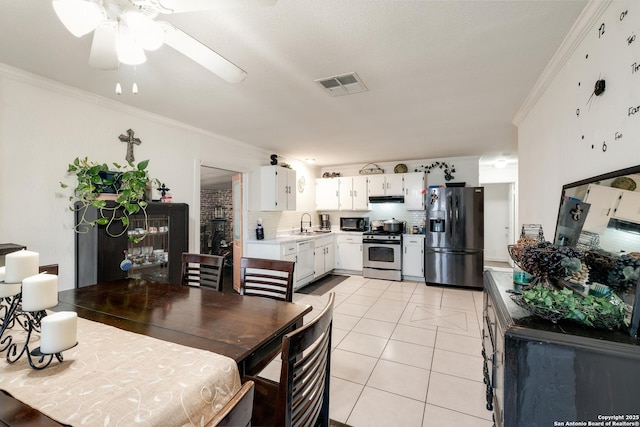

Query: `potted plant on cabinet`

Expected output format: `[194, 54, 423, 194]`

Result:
[60, 157, 160, 243]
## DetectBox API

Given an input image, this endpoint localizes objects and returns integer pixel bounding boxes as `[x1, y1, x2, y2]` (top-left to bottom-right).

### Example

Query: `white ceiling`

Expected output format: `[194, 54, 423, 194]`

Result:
[0, 0, 587, 169]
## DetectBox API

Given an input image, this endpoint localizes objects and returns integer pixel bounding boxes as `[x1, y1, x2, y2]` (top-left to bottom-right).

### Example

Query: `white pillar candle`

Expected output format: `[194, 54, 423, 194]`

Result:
[0, 282, 22, 298]
[40, 311, 77, 354]
[5, 250, 39, 283]
[21, 273, 58, 312]
[0, 266, 5, 282]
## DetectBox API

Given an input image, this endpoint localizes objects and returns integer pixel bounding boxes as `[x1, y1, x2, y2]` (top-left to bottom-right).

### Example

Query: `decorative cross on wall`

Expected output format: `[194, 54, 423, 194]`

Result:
[118, 129, 142, 163]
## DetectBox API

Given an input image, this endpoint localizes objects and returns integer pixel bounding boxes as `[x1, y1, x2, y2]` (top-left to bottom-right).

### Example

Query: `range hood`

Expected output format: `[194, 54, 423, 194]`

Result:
[608, 218, 640, 235]
[369, 195, 405, 204]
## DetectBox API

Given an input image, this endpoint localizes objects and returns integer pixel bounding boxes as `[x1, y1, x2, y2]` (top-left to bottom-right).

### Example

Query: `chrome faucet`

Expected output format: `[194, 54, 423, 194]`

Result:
[300, 212, 312, 233]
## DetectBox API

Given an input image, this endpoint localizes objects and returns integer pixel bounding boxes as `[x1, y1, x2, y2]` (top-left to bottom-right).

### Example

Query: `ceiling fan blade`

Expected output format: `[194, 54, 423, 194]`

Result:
[88, 21, 119, 70]
[162, 23, 247, 83]
[137, 0, 277, 14]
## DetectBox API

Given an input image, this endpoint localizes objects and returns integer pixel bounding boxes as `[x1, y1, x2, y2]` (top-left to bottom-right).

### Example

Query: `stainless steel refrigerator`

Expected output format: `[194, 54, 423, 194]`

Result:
[424, 186, 484, 289]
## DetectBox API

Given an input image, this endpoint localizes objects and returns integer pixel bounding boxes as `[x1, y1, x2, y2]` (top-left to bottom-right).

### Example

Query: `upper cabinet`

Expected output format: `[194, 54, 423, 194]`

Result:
[613, 190, 640, 224]
[315, 178, 339, 211]
[403, 172, 426, 210]
[339, 176, 369, 210]
[250, 166, 297, 211]
[582, 184, 622, 232]
[367, 174, 403, 197]
[315, 172, 425, 211]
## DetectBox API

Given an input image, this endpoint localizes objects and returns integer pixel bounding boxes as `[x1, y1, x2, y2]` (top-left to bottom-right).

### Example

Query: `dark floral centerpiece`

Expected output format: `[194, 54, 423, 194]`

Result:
[508, 238, 627, 330]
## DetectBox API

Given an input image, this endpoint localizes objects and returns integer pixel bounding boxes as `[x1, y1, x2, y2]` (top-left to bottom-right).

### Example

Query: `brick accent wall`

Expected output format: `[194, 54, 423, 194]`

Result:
[200, 188, 233, 247]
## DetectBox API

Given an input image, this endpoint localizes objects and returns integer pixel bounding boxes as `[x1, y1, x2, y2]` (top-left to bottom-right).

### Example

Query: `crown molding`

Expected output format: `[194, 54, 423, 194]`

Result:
[512, 0, 611, 126]
[0, 62, 256, 150]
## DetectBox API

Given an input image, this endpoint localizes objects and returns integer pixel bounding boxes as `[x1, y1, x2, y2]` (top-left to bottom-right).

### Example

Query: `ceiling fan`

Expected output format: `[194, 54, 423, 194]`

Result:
[52, 0, 276, 83]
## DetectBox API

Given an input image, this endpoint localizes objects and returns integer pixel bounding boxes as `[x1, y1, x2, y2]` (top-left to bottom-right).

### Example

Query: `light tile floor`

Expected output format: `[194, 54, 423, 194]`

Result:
[258, 275, 495, 427]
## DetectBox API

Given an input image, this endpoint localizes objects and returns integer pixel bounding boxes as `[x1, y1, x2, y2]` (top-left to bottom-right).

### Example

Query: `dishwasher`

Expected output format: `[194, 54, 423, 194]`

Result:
[295, 240, 315, 290]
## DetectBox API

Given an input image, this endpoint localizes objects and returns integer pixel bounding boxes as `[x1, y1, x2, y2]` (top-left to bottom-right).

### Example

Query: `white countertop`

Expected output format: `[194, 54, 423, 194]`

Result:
[247, 230, 363, 245]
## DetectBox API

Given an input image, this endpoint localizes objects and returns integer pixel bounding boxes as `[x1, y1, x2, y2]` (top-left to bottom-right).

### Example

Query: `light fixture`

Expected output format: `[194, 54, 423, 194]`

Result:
[132, 82, 139, 94]
[122, 10, 164, 51]
[494, 159, 508, 169]
[117, 23, 147, 65]
[52, 0, 105, 37]
[115, 83, 122, 95]
[305, 158, 316, 164]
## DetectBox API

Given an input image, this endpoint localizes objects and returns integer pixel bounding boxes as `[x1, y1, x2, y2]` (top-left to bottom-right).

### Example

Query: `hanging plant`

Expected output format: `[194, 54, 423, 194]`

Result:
[414, 161, 456, 181]
[60, 157, 160, 243]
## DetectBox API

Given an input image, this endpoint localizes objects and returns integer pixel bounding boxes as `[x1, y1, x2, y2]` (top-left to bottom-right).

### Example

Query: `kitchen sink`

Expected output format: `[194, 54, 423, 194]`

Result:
[297, 230, 332, 235]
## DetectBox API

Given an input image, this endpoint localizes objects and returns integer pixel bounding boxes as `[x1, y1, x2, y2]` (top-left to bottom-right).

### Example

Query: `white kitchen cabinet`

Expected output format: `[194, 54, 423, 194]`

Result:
[367, 174, 403, 197]
[403, 172, 426, 210]
[613, 190, 640, 223]
[402, 235, 424, 279]
[315, 178, 339, 211]
[250, 165, 296, 211]
[338, 176, 369, 210]
[335, 234, 363, 272]
[246, 239, 315, 290]
[582, 184, 623, 232]
[314, 235, 335, 279]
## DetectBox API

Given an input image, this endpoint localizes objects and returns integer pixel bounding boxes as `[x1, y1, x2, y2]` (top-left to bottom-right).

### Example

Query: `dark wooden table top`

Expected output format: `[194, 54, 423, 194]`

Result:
[53, 278, 312, 374]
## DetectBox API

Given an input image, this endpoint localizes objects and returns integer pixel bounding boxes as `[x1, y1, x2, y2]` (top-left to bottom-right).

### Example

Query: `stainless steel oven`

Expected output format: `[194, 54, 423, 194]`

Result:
[363, 232, 402, 281]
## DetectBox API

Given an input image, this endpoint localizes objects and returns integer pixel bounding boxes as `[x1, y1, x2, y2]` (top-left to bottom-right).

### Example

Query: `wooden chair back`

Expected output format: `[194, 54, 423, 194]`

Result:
[239, 257, 295, 302]
[38, 264, 59, 275]
[248, 293, 334, 427]
[180, 253, 225, 291]
[209, 380, 255, 427]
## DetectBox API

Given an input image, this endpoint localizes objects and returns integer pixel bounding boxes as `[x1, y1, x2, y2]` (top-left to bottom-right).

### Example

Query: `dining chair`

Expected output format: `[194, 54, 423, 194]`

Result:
[244, 293, 334, 427]
[239, 257, 295, 302]
[38, 264, 59, 275]
[209, 380, 255, 427]
[180, 253, 225, 291]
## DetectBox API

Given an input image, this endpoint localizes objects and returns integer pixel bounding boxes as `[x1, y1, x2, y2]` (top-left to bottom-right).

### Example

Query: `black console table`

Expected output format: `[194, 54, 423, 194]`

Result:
[483, 270, 640, 427]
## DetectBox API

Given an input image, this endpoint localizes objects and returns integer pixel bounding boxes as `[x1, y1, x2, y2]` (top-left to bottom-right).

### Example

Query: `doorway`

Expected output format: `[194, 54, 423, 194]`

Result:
[200, 165, 240, 290]
[482, 182, 515, 264]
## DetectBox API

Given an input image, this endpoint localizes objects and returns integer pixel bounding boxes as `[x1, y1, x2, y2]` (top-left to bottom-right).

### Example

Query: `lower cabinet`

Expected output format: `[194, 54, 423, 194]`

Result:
[483, 271, 640, 427]
[314, 236, 335, 279]
[402, 235, 424, 279]
[247, 236, 334, 291]
[334, 234, 363, 272]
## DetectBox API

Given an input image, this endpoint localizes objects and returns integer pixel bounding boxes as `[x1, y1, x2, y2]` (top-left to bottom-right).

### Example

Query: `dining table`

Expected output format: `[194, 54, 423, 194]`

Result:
[52, 277, 313, 376]
[0, 277, 312, 426]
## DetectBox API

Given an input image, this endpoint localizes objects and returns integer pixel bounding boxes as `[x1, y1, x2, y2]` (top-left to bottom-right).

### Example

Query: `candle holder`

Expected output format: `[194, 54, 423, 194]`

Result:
[0, 292, 27, 353]
[4, 309, 72, 370]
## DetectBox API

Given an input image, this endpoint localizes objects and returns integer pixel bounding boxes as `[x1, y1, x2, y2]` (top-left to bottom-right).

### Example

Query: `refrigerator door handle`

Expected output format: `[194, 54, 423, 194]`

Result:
[454, 195, 459, 243]
[447, 194, 453, 238]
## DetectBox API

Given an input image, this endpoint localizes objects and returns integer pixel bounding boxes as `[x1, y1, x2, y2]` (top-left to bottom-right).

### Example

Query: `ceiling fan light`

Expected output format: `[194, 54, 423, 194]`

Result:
[122, 10, 164, 51]
[52, 0, 105, 37]
[117, 24, 147, 65]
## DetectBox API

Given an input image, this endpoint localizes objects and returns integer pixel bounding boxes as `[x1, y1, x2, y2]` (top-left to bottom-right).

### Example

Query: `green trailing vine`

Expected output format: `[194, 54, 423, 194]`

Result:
[60, 157, 160, 243]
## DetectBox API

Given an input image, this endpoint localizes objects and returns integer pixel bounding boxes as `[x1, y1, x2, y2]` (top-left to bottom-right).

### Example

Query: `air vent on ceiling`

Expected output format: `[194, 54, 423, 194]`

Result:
[315, 72, 368, 97]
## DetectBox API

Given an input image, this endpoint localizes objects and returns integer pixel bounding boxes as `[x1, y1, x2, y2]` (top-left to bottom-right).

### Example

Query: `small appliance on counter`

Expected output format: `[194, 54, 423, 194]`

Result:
[320, 214, 331, 231]
[340, 216, 369, 232]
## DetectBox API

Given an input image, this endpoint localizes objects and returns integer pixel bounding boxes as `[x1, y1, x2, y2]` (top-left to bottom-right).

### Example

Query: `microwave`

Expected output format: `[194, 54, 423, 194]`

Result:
[340, 217, 370, 232]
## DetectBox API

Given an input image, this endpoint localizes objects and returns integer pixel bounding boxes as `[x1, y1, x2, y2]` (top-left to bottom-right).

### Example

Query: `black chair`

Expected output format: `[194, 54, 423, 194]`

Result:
[244, 293, 334, 427]
[180, 253, 225, 291]
[239, 257, 295, 302]
[209, 380, 255, 427]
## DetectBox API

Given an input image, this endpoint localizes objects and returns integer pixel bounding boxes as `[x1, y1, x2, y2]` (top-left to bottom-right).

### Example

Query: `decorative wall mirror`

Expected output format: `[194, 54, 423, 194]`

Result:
[554, 164, 640, 337]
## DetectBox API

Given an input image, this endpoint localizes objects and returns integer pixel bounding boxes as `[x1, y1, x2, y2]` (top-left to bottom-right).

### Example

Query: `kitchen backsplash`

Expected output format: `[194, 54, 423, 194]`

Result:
[247, 205, 427, 240]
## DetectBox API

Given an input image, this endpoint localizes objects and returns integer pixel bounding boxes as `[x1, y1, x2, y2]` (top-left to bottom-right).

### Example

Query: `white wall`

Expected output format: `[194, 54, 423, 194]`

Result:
[0, 65, 270, 291]
[517, 1, 639, 240]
